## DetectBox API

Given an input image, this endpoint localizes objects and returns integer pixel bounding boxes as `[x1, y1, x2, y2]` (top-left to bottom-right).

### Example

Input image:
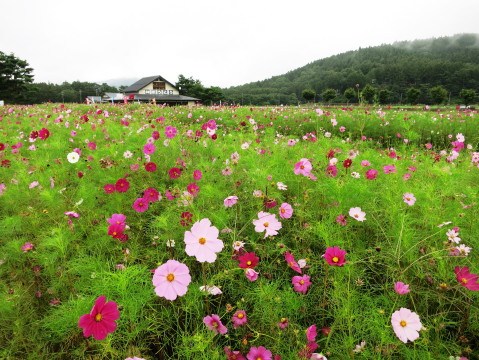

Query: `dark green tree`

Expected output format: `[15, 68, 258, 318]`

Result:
[361, 84, 377, 104]
[175, 75, 203, 96]
[429, 85, 448, 105]
[344, 88, 356, 104]
[321, 88, 337, 103]
[459, 89, 476, 106]
[0, 51, 34, 104]
[378, 89, 392, 104]
[302, 89, 316, 102]
[405, 87, 421, 104]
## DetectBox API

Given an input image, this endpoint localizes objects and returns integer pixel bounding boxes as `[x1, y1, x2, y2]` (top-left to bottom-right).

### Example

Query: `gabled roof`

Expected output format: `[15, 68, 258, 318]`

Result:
[123, 75, 176, 93]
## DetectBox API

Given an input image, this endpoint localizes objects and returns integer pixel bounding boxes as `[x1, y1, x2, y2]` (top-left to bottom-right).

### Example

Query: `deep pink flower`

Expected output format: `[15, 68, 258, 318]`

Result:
[253, 211, 282, 238]
[224, 347, 246, 360]
[335, 214, 347, 226]
[38, 128, 50, 140]
[294, 158, 312, 177]
[164, 125, 178, 139]
[277, 317, 289, 330]
[224, 195, 238, 207]
[365, 169, 378, 180]
[169, 167, 182, 179]
[326, 164, 337, 177]
[104, 184, 116, 193]
[107, 214, 126, 226]
[292, 274, 312, 294]
[145, 162, 157, 172]
[247, 346, 272, 360]
[231, 310, 248, 328]
[323, 246, 347, 266]
[108, 223, 125, 239]
[186, 182, 200, 197]
[394, 281, 411, 295]
[193, 170, 203, 180]
[278, 203, 293, 219]
[87, 142, 96, 150]
[284, 251, 302, 274]
[238, 252, 259, 269]
[152, 260, 191, 300]
[152, 130, 160, 140]
[132, 198, 149, 212]
[184, 218, 224, 263]
[115, 178, 130, 193]
[203, 314, 228, 335]
[383, 165, 397, 174]
[391, 307, 422, 343]
[78, 296, 120, 340]
[143, 143, 156, 155]
[454, 266, 479, 291]
[21, 242, 35, 253]
[143, 187, 160, 202]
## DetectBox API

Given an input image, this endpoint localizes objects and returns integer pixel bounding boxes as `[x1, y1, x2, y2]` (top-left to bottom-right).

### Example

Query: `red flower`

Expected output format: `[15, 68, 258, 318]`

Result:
[108, 223, 125, 239]
[115, 178, 130, 193]
[238, 252, 259, 269]
[30, 131, 39, 139]
[145, 162, 157, 172]
[78, 296, 120, 340]
[143, 187, 160, 202]
[343, 159, 352, 168]
[0, 143, 5, 151]
[169, 167, 182, 179]
[104, 184, 116, 194]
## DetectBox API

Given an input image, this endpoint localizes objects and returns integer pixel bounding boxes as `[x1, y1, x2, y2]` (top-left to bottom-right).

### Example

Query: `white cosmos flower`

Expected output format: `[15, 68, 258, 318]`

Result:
[67, 152, 80, 163]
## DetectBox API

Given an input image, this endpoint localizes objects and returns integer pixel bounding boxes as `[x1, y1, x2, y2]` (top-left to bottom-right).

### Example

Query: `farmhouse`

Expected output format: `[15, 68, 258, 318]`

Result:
[123, 75, 199, 106]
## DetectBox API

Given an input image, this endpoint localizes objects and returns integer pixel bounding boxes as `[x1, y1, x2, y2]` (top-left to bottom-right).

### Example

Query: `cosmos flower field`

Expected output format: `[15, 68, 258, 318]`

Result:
[0, 103, 478, 360]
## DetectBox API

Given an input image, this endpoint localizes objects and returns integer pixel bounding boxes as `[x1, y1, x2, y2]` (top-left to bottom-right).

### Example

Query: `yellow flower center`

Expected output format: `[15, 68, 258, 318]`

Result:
[354, 214, 359, 218]
[213, 322, 218, 328]
[263, 222, 269, 227]
[400, 320, 407, 327]
[247, 261, 252, 266]
[281, 318, 286, 323]
[199, 237, 206, 245]
[299, 280, 305, 285]
[112, 232, 117, 236]
[300, 165, 304, 169]
[461, 278, 468, 284]
[281, 209, 285, 213]
[332, 256, 339, 262]
[94, 313, 103, 322]
[237, 313, 244, 319]
[167, 273, 175, 282]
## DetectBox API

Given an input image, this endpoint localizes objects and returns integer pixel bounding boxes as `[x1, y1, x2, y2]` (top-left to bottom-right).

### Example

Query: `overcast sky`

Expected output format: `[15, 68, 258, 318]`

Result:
[1, 0, 478, 89]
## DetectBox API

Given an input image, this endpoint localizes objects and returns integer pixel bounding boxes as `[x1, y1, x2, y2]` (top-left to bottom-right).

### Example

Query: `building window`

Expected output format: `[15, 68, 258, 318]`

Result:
[145, 90, 150, 94]
[153, 81, 166, 90]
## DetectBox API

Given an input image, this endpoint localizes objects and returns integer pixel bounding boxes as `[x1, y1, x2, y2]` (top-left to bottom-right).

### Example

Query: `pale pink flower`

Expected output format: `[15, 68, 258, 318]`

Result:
[203, 314, 228, 335]
[152, 260, 191, 301]
[253, 211, 282, 238]
[278, 203, 293, 219]
[184, 218, 224, 263]
[391, 308, 422, 343]
[349, 207, 366, 222]
[245, 268, 259, 281]
[294, 158, 312, 176]
[224, 196, 238, 207]
[403, 193, 416, 206]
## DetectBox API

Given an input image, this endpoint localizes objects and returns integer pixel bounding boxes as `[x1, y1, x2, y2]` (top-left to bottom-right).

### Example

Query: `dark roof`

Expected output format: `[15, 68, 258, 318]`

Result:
[123, 75, 177, 93]
[130, 94, 199, 101]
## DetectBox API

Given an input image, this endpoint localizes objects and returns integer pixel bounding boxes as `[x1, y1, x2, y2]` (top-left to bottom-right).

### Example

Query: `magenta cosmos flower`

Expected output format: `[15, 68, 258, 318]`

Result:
[164, 125, 178, 139]
[349, 207, 366, 221]
[203, 314, 228, 335]
[323, 246, 347, 266]
[246, 346, 272, 360]
[152, 260, 191, 300]
[292, 274, 312, 294]
[224, 346, 246, 360]
[365, 169, 378, 180]
[391, 307, 422, 343]
[224, 195, 238, 207]
[132, 198, 149, 212]
[394, 281, 411, 295]
[115, 178, 130, 193]
[294, 158, 312, 177]
[231, 310, 248, 328]
[143, 143, 156, 155]
[78, 296, 120, 340]
[143, 187, 160, 202]
[284, 251, 302, 274]
[184, 218, 224, 263]
[238, 252, 259, 269]
[455, 266, 479, 291]
[253, 211, 282, 238]
[278, 202, 293, 219]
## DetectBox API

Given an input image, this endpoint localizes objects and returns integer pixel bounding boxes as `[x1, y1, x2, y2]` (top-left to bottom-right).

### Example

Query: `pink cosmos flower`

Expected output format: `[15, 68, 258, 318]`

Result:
[78, 296, 120, 341]
[224, 195, 238, 207]
[203, 314, 228, 335]
[152, 260, 192, 300]
[238, 252, 259, 269]
[294, 158, 312, 177]
[394, 281, 411, 295]
[21, 242, 35, 253]
[224, 347, 246, 360]
[336, 214, 347, 226]
[104, 184, 116, 193]
[278, 203, 293, 219]
[184, 218, 224, 263]
[64, 211, 80, 218]
[143, 187, 160, 202]
[306, 324, 317, 342]
[360, 160, 370, 167]
[246, 346, 272, 360]
[245, 268, 259, 281]
[107, 214, 126, 226]
[365, 169, 378, 180]
[231, 310, 248, 328]
[125, 357, 146, 360]
[143, 143, 156, 155]
[323, 247, 347, 266]
[193, 170, 202, 180]
[169, 167, 182, 179]
[253, 211, 282, 238]
[403, 193, 416, 206]
[164, 125, 178, 139]
[391, 308, 422, 343]
[115, 178, 130, 193]
[132, 198, 149, 212]
[145, 162, 157, 172]
[349, 207, 366, 221]
[284, 251, 302, 274]
[29, 181, 39, 189]
[186, 182, 200, 197]
[108, 223, 125, 239]
[454, 266, 479, 291]
[310, 354, 328, 360]
[277, 317, 289, 330]
[292, 275, 312, 294]
[383, 165, 397, 174]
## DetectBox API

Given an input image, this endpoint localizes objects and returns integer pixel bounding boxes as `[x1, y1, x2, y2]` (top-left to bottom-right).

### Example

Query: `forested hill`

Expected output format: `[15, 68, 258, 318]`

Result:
[222, 33, 479, 105]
